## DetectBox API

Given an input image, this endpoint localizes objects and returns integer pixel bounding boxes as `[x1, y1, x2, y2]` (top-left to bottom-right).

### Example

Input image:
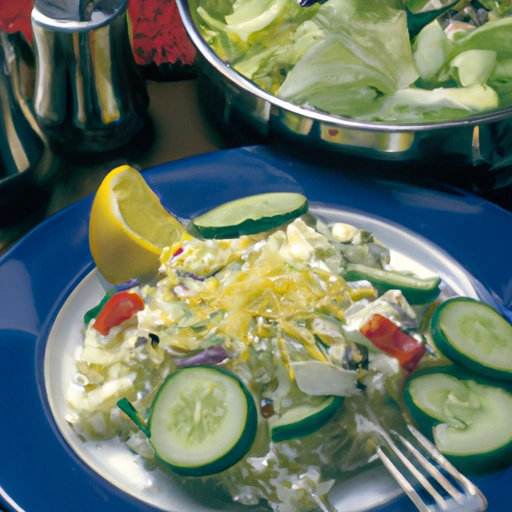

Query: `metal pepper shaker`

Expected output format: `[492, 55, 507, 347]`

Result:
[31, 0, 150, 153]
[0, 31, 45, 183]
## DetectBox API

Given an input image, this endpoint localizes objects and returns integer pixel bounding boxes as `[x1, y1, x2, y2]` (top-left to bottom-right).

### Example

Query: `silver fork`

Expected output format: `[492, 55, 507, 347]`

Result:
[375, 423, 487, 512]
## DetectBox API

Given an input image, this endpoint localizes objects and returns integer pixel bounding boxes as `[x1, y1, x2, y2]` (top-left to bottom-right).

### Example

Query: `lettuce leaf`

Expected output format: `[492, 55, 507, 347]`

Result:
[233, 19, 325, 82]
[413, 21, 451, 82]
[377, 84, 499, 122]
[450, 17, 512, 108]
[276, 0, 418, 118]
[447, 16, 512, 62]
[449, 50, 497, 87]
[198, 0, 288, 42]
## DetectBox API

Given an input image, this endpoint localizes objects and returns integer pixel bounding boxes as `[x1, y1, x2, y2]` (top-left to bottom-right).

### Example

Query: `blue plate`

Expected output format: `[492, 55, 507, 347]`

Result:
[0, 146, 511, 512]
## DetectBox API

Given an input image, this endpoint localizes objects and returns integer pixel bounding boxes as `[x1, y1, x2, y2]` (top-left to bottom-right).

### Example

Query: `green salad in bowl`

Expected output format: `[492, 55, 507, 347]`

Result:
[189, 0, 512, 122]
[63, 176, 512, 511]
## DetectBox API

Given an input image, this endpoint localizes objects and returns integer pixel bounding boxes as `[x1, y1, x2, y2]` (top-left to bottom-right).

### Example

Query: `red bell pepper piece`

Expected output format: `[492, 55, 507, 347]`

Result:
[93, 291, 145, 336]
[360, 313, 426, 372]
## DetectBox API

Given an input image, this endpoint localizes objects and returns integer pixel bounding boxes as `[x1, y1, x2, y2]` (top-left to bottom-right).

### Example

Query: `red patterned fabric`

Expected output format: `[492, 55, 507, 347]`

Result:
[128, 0, 196, 67]
[0, 0, 196, 68]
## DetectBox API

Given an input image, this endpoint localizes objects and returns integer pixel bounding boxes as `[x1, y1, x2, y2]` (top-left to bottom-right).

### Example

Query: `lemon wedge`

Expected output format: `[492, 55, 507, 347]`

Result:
[89, 165, 188, 285]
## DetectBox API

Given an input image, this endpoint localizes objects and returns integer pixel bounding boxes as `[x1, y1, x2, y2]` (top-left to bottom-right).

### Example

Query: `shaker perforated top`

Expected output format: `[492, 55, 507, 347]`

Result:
[32, 0, 128, 31]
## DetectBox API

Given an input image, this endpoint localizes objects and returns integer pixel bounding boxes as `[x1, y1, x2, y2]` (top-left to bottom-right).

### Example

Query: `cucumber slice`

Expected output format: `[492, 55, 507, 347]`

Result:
[190, 192, 308, 239]
[404, 366, 512, 473]
[147, 366, 257, 476]
[431, 297, 512, 381]
[344, 264, 441, 305]
[270, 396, 344, 443]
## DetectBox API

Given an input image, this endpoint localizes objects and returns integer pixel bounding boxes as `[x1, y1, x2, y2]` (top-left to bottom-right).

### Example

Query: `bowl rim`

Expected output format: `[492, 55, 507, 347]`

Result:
[176, 0, 512, 133]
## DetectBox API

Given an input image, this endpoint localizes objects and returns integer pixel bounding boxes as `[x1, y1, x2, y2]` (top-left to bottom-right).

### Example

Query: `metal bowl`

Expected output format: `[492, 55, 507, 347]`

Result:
[176, 0, 512, 169]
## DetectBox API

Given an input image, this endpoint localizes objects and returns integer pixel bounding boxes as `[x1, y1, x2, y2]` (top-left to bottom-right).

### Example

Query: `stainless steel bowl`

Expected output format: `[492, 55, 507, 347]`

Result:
[176, 0, 512, 169]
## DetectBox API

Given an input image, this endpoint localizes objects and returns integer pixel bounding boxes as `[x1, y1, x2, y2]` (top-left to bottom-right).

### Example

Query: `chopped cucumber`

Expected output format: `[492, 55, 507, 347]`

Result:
[404, 366, 512, 473]
[344, 264, 441, 305]
[140, 366, 258, 476]
[270, 396, 344, 443]
[431, 297, 512, 381]
[190, 192, 308, 239]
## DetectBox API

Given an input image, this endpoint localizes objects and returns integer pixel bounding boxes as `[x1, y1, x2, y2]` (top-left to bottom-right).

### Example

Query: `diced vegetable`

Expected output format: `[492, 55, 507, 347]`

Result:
[430, 297, 512, 380]
[344, 264, 441, 305]
[190, 192, 309, 239]
[404, 366, 512, 473]
[113, 278, 140, 292]
[121, 366, 258, 477]
[174, 346, 229, 367]
[360, 313, 426, 372]
[269, 396, 344, 443]
[331, 223, 359, 243]
[92, 291, 145, 335]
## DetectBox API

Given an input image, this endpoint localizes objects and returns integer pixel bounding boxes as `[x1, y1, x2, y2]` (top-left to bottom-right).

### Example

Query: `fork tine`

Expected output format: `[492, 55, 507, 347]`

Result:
[376, 446, 432, 512]
[392, 430, 466, 505]
[379, 429, 449, 510]
[407, 424, 488, 509]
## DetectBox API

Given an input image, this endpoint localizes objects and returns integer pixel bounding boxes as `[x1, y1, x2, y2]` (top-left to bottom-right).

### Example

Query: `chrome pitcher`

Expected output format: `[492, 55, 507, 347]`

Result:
[31, 0, 150, 153]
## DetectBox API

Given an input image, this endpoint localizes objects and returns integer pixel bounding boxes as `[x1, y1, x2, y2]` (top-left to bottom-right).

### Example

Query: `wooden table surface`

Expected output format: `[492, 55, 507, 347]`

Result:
[0, 79, 230, 253]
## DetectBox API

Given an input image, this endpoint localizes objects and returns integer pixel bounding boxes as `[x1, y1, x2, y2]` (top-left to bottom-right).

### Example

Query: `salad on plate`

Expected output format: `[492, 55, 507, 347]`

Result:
[64, 166, 512, 511]
[191, 0, 512, 122]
